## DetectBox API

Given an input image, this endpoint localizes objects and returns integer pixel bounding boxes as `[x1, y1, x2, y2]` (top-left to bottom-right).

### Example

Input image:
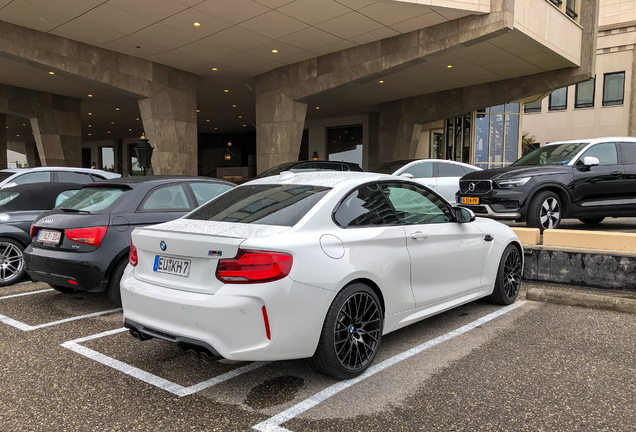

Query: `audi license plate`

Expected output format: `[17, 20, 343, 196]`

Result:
[153, 255, 191, 277]
[38, 230, 61, 244]
[460, 197, 480, 205]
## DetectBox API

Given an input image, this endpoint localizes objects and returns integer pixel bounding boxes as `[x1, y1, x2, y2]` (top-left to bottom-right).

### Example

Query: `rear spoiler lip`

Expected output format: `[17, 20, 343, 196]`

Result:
[83, 183, 134, 190]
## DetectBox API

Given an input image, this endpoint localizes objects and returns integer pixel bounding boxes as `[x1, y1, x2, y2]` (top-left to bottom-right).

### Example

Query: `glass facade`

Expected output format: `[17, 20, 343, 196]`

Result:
[475, 103, 520, 169]
[327, 125, 363, 165]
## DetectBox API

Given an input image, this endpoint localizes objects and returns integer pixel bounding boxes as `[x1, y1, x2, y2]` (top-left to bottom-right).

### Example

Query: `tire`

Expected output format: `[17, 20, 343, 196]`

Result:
[579, 217, 605, 225]
[50, 285, 77, 294]
[527, 190, 562, 231]
[0, 238, 26, 287]
[306, 283, 383, 380]
[487, 244, 522, 305]
[106, 257, 128, 307]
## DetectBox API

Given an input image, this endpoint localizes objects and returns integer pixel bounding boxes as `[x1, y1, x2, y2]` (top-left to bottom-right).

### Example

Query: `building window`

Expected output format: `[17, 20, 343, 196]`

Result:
[603, 72, 625, 106]
[548, 87, 568, 111]
[566, 0, 578, 19]
[475, 104, 521, 169]
[100, 147, 114, 172]
[327, 125, 363, 165]
[575, 78, 595, 108]
[524, 101, 542, 113]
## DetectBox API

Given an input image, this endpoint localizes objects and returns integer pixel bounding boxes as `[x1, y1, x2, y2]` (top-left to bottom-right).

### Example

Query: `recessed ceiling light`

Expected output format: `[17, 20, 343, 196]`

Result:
[88, 112, 92, 115]
[88, 94, 93, 97]
[206, 119, 210, 122]
[136, 118, 140, 121]
[129, 128, 132, 131]
[243, 124, 246, 127]
[88, 125, 92, 127]
[214, 127, 218, 130]
[315, 106, 320, 110]
[48, 71, 55, 75]
[88, 133, 91, 136]
[193, 22, 201, 26]
[238, 115, 242, 119]
[16, 134, 19, 137]
[107, 131, 111, 134]
[197, 109, 200, 113]
[447, 65, 453, 68]
[22, 123, 26, 126]
[379, 80, 384, 83]
[224, 89, 229, 93]
[212, 67, 218, 71]
[115, 108, 120, 111]
[272, 49, 278, 53]
[232, 104, 236, 108]
[111, 121, 115, 124]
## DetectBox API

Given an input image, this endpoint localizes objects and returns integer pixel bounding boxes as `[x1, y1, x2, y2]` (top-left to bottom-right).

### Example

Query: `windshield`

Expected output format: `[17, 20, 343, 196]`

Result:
[512, 143, 589, 166]
[56, 187, 125, 212]
[186, 184, 331, 227]
[254, 162, 298, 179]
[371, 160, 415, 174]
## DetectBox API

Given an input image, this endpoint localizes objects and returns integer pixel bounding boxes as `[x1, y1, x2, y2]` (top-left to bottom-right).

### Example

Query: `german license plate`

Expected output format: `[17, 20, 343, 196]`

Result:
[460, 197, 479, 205]
[38, 230, 61, 244]
[153, 255, 191, 277]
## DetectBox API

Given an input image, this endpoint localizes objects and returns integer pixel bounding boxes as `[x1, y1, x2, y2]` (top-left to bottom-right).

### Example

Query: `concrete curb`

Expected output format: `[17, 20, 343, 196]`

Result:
[526, 287, 636, 314]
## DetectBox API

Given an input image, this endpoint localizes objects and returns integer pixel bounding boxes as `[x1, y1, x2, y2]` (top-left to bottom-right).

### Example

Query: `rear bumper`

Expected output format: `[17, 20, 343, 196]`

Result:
[120, 266, 335, 362]
[24, 245, 116, 291]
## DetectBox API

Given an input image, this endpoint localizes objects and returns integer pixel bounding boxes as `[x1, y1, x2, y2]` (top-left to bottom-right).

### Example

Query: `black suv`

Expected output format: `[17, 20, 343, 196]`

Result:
[456, 138, 636, 230]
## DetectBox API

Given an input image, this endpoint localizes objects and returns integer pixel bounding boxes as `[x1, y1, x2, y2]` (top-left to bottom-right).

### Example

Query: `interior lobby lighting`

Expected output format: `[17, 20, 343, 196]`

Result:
[48, 71, 54, 75]
[379, 80, 384, 83]
[107, 131, 111, 134]
[22, 123, 26, 126]
[88, 133, 91, 136]
[272, 49, 278, 53]
[111, 121, 115, 124]
[447, 65, 453, 68]
[16, 134, 19, 137]
[238, 115, 242, 118]
[197, 109, 200, 112]
[129, 128, 132, 131]
[224, 89, 229, 92]
[243, 124, 246, 127]
[88, 125, 92, 127]
[193, 22, 201, 26]
[88, 112, 92, 115]
[212, 68, 218, 71]
[214, 127, 218, 130]
[232, 104, 236, 107]
[115, 108, 120, 110]
[88, 94, 93, 97]
[136, 118, 140, 121]
[315, 106, 320, 109]
[206, 119, 210, 122]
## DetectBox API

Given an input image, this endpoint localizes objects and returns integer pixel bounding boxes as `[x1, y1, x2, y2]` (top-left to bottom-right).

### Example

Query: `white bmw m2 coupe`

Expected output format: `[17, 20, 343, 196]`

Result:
[121, 172, 523, 379]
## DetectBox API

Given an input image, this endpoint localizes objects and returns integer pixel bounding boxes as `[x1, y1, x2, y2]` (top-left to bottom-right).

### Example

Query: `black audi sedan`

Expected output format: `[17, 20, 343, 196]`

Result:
[456, 138, 636, 230]
[0, 182, 82, 287]
[25, 176, 234, 306]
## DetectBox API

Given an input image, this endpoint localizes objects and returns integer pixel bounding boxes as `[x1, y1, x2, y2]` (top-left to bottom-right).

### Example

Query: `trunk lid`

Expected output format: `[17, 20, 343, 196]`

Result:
[31, 210, 111, 252]
[132, 219, 290, 294]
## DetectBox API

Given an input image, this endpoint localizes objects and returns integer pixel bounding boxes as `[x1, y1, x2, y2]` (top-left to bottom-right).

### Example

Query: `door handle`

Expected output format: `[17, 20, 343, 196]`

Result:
[610, 171, 622, 176]
[484, 234, 494, 242]
[410, 232, 428, 241]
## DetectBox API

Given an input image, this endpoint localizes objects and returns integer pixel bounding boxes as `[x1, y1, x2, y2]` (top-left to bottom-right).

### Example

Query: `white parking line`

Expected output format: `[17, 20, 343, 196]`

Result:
[61, 327, 269, 397]
[253, 301, 526, 432]
[0, 308, 121, 331]
[0, 288, 54, 300]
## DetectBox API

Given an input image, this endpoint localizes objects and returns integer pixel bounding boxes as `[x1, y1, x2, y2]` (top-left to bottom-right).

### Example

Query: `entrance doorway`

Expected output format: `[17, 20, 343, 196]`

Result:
[443, 114, 471, 164]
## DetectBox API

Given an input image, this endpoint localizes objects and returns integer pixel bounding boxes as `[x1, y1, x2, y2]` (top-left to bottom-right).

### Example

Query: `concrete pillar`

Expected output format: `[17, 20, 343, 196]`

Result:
[0, 114, 6, 170]
[255, 90, 307, 173]
[28, 94, 82, 167]
[138, 79, 197, 176]
[377, 100, 422, 164]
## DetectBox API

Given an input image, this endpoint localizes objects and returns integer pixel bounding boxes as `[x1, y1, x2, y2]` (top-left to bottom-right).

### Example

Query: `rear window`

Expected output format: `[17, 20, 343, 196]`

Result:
[186, 184, 330, 227]
[56, 187, 125, 212]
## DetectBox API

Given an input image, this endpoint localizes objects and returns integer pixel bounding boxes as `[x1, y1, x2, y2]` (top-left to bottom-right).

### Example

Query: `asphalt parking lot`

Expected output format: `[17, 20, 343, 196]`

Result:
[2, 281, 636, 431]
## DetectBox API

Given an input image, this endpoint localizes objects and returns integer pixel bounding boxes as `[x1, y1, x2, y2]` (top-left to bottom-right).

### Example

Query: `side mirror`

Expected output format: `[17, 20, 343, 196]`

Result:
[583, 156, 600, 167]
[454, 207, 476, 223]
[400, 173, 414, 179]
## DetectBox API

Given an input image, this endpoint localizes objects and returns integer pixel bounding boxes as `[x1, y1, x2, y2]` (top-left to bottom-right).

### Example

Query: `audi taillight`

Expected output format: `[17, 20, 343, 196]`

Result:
[129, 241, 138, 267]
[65, 226, 108, 247]
[216, 249, 292, 284]
[30, 225, 38, 238]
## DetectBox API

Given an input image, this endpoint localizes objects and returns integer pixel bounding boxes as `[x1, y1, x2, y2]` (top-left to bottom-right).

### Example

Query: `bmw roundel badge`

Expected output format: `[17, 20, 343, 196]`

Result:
[160, 240, 167, 251]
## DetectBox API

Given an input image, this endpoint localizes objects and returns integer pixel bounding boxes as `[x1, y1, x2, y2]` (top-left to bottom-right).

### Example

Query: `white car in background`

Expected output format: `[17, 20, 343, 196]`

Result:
[372, 159, 482, 204]
[0, 167, 120, 189]
[121, 171, 522, 380]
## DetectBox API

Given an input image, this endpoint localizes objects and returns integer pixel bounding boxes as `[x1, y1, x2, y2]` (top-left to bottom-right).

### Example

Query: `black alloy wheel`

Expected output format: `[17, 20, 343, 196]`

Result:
[527, 191, 562, 231]
[333, 291, 382, 372]
[0, 238, 26, 287]
[487, 244, 522, 305]
[307, 283, 383, 380]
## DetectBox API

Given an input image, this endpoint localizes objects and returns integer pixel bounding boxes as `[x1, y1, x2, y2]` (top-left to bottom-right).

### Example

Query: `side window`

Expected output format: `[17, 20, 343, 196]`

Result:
[436, 163, 468, 178]
[334, 184, 397, 227]
[341, 164, 350, 171]
[620, 142, 636, 164]
[402, 162, 433, 178]
[141, 185, 190, 211]
[317, 162, 343, 171]
[12, 172, 51, 185]
[189, 182, 233, 206]
[58, 172, 93, 183]
[290, 163, 317, 173]
[380, 182, 452, 225]
[55, 190, 80, 207]
[577, 143, 618, 166]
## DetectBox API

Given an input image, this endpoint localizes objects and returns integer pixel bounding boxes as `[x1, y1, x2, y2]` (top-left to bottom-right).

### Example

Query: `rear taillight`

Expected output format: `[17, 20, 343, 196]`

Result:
[216, 249, 292, 284]
[65, 226, 108, 247]
[30, 225, 38, 238]
[129, 241, 138, 267]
